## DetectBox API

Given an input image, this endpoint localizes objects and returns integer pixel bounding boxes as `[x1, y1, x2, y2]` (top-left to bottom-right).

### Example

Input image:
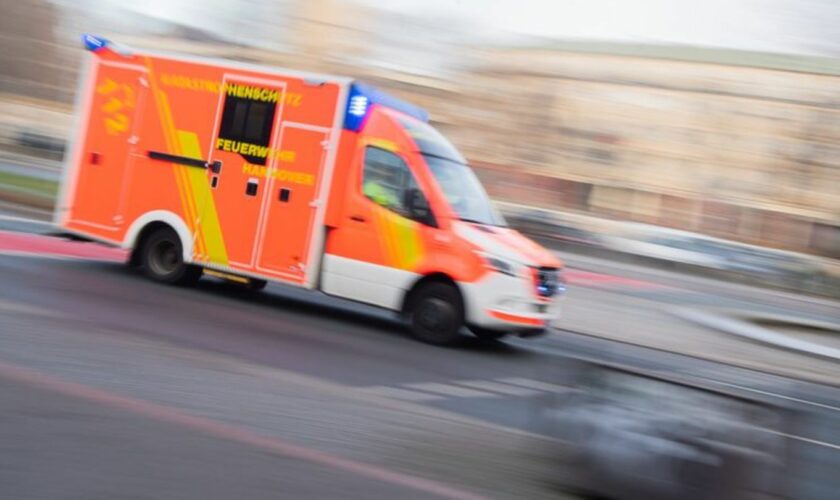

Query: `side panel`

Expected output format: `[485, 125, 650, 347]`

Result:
[59, 47, 347, 289]
[63, 59, 148, 239]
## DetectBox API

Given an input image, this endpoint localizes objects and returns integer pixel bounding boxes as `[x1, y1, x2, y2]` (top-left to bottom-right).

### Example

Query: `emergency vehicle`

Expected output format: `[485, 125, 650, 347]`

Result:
[56, 34, 565, 345]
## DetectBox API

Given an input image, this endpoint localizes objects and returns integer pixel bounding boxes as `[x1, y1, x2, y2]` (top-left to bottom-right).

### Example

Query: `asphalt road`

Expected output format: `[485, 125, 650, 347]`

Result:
[1, 226, 839, 498]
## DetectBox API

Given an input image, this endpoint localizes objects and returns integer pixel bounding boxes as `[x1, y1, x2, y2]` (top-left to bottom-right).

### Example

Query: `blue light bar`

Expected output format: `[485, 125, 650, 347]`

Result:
[343, 82, 429, 132]
[82, 33, 109, 52]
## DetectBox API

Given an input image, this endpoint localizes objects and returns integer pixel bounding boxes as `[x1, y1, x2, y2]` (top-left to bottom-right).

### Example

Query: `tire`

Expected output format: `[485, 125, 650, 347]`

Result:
[246, 279, 268, 291]
[469, 326, 509, 342]
[139, 227, 202, 286]
[406, 282, 464, 345]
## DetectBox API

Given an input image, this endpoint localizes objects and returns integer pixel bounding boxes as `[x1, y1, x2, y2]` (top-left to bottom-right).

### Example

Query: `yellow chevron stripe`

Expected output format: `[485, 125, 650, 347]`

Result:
[176, 130, 228, 265]
[143, 57, 207, 258]
[156, 91, 206, 258]
[373, 207, 396, 266]
[393, 216, 421, 268]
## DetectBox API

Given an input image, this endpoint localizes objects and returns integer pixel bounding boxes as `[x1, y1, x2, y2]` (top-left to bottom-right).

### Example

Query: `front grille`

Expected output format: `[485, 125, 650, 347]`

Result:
[535, 267, 562, 298]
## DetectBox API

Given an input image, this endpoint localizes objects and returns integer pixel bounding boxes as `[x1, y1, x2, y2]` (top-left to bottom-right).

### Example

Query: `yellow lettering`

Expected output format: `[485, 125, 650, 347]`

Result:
[102, 97, 123, 114]
[104, 114, 129, 135]
[285, 93, 302, 107]
[277, 150, 295, 162]
[239, 164, 315, 185]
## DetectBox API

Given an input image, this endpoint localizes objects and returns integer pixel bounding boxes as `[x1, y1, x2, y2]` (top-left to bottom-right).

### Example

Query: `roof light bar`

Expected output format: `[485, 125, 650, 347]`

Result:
[343, 82, 429, 132]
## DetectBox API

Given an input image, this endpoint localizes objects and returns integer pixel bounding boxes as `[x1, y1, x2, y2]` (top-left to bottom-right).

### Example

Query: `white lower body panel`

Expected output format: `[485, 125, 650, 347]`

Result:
[321, 254, 561, 332]
[321, 254, 418, 311]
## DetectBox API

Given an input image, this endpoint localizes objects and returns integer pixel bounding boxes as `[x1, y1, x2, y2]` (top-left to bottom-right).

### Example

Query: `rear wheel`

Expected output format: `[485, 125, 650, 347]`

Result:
[407, 282, 464, 346]
[140, 227, 202, 286]
[469, 326, 509, 342]
[246, 279, 268, 291]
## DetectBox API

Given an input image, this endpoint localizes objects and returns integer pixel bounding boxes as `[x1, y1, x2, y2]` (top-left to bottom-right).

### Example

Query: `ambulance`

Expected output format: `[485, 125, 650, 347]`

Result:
[56, 34, 565, 345]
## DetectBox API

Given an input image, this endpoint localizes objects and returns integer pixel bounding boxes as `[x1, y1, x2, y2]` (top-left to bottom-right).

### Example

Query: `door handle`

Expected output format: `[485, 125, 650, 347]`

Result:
[148, 150, 215, 170]
[350, 215, 367, 223]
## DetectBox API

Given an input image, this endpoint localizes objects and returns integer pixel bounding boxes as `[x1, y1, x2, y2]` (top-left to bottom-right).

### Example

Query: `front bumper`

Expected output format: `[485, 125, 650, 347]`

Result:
[462, 272, 563, 331]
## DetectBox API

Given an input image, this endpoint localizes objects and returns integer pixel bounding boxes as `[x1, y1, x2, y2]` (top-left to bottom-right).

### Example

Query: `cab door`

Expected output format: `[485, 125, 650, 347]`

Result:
[203, 76, 285, 271]
[66, 61, 147, 235]
[323, 145, 436, 309]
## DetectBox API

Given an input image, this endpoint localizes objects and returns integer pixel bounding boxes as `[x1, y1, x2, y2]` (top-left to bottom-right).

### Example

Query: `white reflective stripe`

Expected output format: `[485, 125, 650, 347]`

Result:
[495, 377, 572, 394]
[453, 380, 540, 396]
[404, 382, 498, 398]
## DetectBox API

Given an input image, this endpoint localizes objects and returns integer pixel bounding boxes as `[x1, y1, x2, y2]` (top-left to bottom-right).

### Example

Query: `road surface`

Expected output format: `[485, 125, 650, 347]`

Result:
[1, 225, 839, 498]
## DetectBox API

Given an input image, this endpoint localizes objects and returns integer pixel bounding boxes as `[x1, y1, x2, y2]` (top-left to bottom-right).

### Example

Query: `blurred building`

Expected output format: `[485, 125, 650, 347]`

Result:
[0, 0, 837, 258]
[455, 43, 840, 258]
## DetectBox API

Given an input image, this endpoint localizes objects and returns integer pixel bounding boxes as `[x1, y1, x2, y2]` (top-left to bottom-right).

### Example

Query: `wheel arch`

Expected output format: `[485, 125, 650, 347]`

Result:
[123, 210, 194, 265]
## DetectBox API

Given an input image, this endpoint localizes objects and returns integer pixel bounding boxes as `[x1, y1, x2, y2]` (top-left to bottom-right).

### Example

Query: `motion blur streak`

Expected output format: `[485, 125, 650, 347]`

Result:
[0, 359, 486, 500]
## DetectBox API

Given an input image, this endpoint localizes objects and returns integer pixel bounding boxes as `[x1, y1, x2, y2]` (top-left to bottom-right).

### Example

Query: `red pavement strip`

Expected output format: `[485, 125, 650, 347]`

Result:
[565, 268, 667, 290]
[0, 230, 126, 262]
[0, 359, 486, 500]
[0, 230, 663, 290]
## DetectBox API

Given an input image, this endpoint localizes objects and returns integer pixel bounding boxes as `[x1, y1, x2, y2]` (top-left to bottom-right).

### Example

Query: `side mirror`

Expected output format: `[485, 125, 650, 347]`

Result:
[406, 188, 436, 227]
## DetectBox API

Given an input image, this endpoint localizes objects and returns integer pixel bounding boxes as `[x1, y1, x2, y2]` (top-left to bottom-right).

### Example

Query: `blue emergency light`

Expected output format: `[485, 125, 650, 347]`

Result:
[82, 33, 110, 52]
[343, 82, 429, 132]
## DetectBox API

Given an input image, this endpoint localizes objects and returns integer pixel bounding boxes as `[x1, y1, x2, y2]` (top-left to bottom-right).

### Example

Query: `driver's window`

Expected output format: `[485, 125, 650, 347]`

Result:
[362, 147, 432, 224]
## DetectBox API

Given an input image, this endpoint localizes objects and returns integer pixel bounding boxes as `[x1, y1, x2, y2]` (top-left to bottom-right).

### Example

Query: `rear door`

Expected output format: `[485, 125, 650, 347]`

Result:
[254, 124, 330, 282]
[66, 61, 147, 236]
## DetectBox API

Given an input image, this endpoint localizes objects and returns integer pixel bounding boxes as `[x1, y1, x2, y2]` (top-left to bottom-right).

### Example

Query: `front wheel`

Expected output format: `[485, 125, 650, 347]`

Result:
[140, 227, 202, 286]
[407, 282, 464, 346]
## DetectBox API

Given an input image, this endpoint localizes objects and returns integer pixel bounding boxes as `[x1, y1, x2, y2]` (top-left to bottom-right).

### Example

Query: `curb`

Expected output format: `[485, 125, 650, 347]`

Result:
[671, 307, 840, 362]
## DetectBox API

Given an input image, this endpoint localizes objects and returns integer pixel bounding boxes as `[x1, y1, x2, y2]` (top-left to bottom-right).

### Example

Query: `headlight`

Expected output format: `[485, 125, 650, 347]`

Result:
[532, 267, 566, 298]
[478, 252, 518, 277]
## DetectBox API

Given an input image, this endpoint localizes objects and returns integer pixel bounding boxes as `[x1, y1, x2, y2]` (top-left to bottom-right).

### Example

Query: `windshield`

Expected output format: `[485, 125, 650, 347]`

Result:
[397, 115, 466, 163]
[424, 155, 506, 227]
[396, 114, 505, 226]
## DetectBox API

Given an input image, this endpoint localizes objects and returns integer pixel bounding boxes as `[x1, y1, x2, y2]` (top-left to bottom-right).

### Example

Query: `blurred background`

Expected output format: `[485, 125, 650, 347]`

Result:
[1, 0, 839, 295]
[1, 2, 840, 499]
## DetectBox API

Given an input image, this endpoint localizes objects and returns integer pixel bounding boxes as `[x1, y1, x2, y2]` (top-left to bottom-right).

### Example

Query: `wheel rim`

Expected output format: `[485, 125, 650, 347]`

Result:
[415, 297, 455, 333]
[148, 240, 179, 276]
